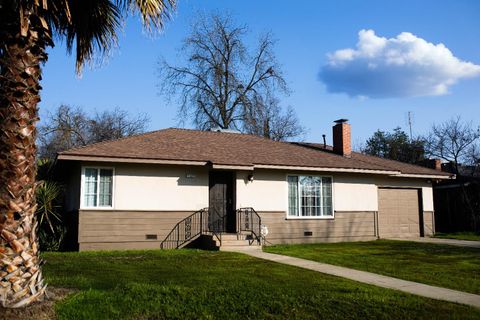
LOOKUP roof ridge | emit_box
[168,127,278,141]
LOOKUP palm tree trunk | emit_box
[0,4,49,308]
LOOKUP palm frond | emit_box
[46,0,175,73]
[116,0,176,32]
[49,0,121,73]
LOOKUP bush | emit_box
[36,180,66,251]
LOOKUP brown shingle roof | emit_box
[295,142,451,176]
[58,128,451,177]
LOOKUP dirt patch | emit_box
[0,288,75,320]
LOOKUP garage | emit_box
[378,188,424,238]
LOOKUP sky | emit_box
[39,0,480,147]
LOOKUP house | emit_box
[56,120,452,251]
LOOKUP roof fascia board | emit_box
[393,173,454,179]
[57,154,207,166]
[57,155,452,178]
[254,164,399,175]
[211,164,254,171]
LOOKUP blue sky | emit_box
[39,0,480,146]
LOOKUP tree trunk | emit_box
[0,3,49,308]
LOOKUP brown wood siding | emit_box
[259,211,377,245]
[79,210,378,250]
[423,211,434,236]
[78,210,193,251]
[378,188,421,238]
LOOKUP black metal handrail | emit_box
[160,208,208,249]
[207,208,224,246]
[161,207,261,249]
[236,207,262,244]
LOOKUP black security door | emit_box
[209,171,235,233]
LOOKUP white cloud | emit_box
[319,29,480,98]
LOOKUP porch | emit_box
[160,207,263,250]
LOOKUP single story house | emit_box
[56,120,452,251]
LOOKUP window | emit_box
[82,168,113,208]
[287,175,333,218]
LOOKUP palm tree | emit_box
[0,0,175,308]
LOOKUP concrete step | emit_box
[218,239,258,246]
[220,245,262,252]
[220,234,251,241]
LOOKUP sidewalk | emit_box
[389,237,480,248]
[234,249,480,309]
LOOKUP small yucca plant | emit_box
[36,181,65,251]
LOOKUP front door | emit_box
[209,171,235,233]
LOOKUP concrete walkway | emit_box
[232,249,480,309]
[389,237,480,249]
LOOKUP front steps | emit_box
[216,233,262,251]
[181,233,262,251]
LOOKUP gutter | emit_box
[392,173,454,180]
[253,164,400,175]
[434,182,471,189]
[211,164,254,171]
[56,154,208,166]
[57,154,454,179]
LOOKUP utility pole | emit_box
[406,111,413,141]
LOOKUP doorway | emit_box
[209,171,235,233]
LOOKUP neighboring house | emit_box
[433,163,480,234]
[56,120,452,251]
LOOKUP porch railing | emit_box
[160,208,208,249]
[160,207,261,249]
[207,209,224,246]
[236,207,262,244]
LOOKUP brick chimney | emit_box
[420,159,442,171]
[333,119,351,157]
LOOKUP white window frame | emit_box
[286,174,335,220]
[80,166,115,210]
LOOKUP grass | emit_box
[42,249,480,319]
[264,240,480,294]
[435,232,480,241]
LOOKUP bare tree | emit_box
[244,95,305,141]
[38,105,150,160]
[158,13,303,136]
[425,116,480,174]
[38,105,90,159]
[466,144,480,176]
[89,108,150,143]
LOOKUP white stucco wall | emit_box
[421,186,434,211]
[236,170,287,211]
[236,170,434,213]
[79,163,434,213]
[82,163,209,211]
[236,170,380,212]
[333,174,378,211]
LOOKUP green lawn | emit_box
[435,232,480,241]
[42,250,480,320]
[265,240,480,294]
